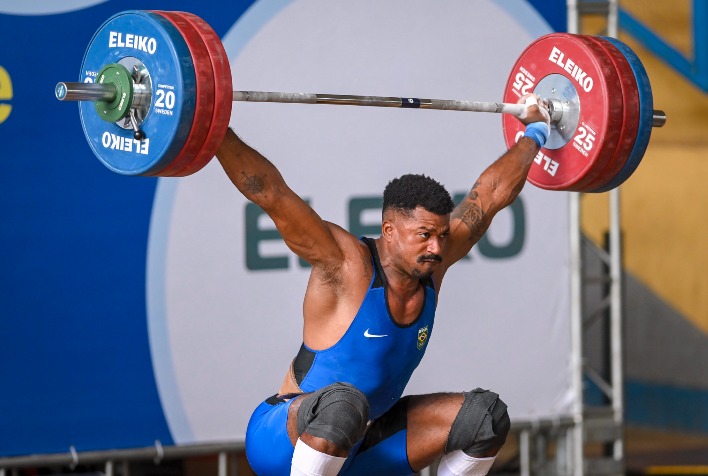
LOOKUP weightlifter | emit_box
[214,94,550,476]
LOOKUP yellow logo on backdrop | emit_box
[0,66,13,124]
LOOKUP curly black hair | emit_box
[382,174,454,216]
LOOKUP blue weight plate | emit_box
[79,10,196,176]
[593,37,654,191]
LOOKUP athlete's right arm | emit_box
[216,128,345,267]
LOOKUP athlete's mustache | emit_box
[417,254,442,263]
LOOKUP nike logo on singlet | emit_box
[364,329,388,338]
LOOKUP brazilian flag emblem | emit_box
[417,325,429,350]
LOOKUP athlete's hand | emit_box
[517,93,551,148]
[517,93,551,126]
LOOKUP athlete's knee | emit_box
[296,382,370,451]
[444,388,510,456]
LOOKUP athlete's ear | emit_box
[381,209,395,242]
[382,219,394,242]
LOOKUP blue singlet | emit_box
[245,237,437,475]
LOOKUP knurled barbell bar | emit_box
[55,10,665,190]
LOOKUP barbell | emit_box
[55,10,666,191]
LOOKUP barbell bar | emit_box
[55,10,666,190]
[55,83,666,129]
[56,84,666,126]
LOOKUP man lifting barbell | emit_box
[213,94,550,476]
[54,9,668,475]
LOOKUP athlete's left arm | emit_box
[441,97,549,268]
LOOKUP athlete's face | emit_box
[384,207,450,279]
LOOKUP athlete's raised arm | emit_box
[216,129,346,268]
[442,95,551,268]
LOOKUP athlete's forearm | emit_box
[478,136,538,210]
[216,128,287,207]
[446,137,537,263]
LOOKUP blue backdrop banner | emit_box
[0,0,564,457]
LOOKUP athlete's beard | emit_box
[411,268,433,280]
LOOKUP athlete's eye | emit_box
[419,232,430,239]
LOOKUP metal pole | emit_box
[607,0,625,468]
[556,424,569,476]
[519,429,531,476]
[0,442,245,469]
[218,451,227,476]
[566,1,585,474]
[609,188,625,462]
[607,0,619,38]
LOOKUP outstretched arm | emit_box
[442,95,550,267]
[216,129,344,267]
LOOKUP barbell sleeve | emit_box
[55,82,117,102]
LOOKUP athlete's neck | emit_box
[375,238,423,297]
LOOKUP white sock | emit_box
[437,450,497,476]
[290,438,347,476]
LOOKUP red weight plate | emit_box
[583,35,640,192]
[170,11,232,177]
[149,11,215,177]
[502,33,624,191]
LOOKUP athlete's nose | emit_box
[427,237,443,256]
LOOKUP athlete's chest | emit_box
[385,285,428,326]
[348,286,434,355]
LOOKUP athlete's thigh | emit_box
[405,392,466,470]
[245,396,298,476]
[408,389,510,467]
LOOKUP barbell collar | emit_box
[547,98,564,122]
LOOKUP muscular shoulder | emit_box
[303,227,374,346]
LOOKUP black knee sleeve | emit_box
[445,388,510,455]
[296,382,370,451]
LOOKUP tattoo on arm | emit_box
[453,201,486,242]
[452,182,487,242]
[241,171,265,195]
